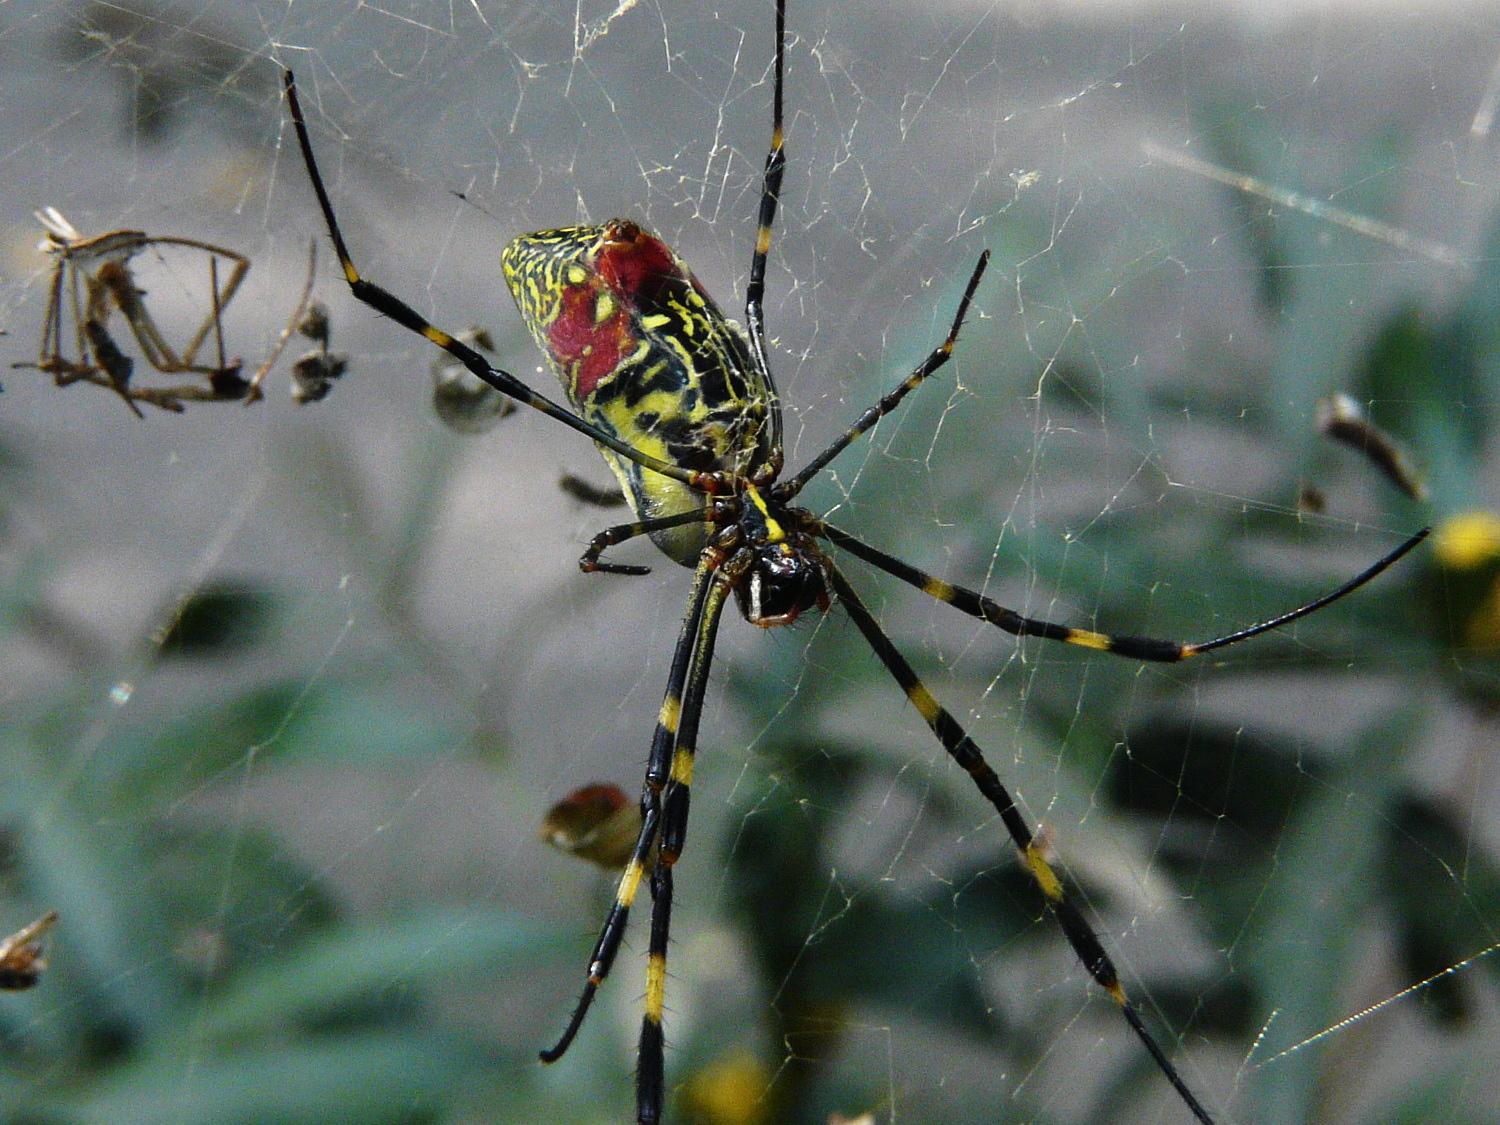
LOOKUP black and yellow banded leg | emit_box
[743,0,788,458]
[638,860,673,1125]
[657,573,730,863]
[638,572,732,1125]
[580,510,717,576]
[282,71,716,494]
[822,559,1217,1125]
[780,250,991,497]
[819,520,1430,662]
[540,561,718,1065]
[539,795,659,1064]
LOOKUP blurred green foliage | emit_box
[5,46,1500,1125]
[700,117,1500,1125]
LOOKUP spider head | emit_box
[735,538,829,628]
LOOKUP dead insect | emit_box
[1317,391,1428,501]
[0,911,58,991]
[540,783,642,870]
[430,327,515,433]
[287,299,351,404]
[15,207,315,415]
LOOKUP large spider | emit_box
[282,3,1427,1120]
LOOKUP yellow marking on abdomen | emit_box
[670,747,694,785]
[423,326,455,348]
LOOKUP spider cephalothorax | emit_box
[284,2,1428,1117]
[715,489,829,628]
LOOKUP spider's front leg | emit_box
[282,70,716,494]
[817,518,1429,662]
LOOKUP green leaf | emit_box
[1194,98,1298,313]
[1240,708,1423,1122]
[36,1030,486,1125]
[724,744,999,1037]
[1351,304,1472,510]
[102,674,471,805]
[145,824,339,985]
[194,906,568,1041]
[1378,794,1500,1028]
[1373,1065,1496,1125]
[0,728,185,1041]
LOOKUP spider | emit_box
[15,207,316,415]
[283,3,1428,1120]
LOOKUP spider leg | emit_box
[14,259,89,382]
[209,258,228,372]
[581,510,717,576]
[541,560,718,1065]
[68,254,90,367]
[94,250,235,378]
[817,520,1429,661]
[639,860,674,1125]
[744,0,787,459]
[822,559,1216,1124]
[779,251,990,498]
[638,571,732,1125]
[559,472,629,509]
[283,72,719,495]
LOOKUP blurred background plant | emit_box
[1,2,1497,1123]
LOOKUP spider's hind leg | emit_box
[540,561,726,1116]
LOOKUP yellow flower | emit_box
[681,1050,770,1125]
[1432,511,1500,570]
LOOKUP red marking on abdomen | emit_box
[597,221,680,305]
[548,281,631,401]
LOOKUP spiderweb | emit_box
[1,1,1496,1122]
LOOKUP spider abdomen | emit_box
[503,220,775,565]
